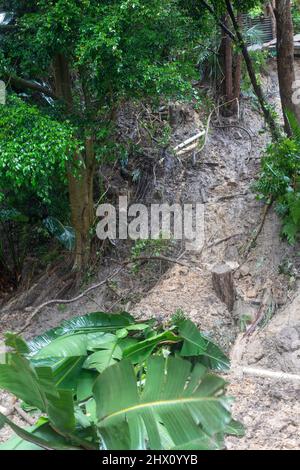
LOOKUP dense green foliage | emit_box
[255,112,300,244]
[0,95,77,214]
[0,0,204,274]
[2,1,198,100]
[0,311,243,450]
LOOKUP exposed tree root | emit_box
[240,202,272,258]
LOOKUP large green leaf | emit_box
[43,216,75,251]
[30,332,118,359]
[4,332,30,354]
[224,419,245,437]
[94,357,233,450]
[57,312,135,335]
[31,333,90,359]
[0,313,239,450]
[0,354,46,411]
[0,354,76,435]
[83,342,123,373]
[0,414,80,450]
[31,356,86,391]
[178,320,230,371]
[76,370,98,402]
[123,331,181,363]
[0,208,28,223]
[27,312,135,355]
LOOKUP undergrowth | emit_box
[255,112,300,244]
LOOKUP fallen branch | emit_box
[173,131,205,152]
[0,402,35,425]
[207,232,242,248]
[237,366,300,383]
[212,193,248,203]
[244,285,274,337]
[17,267,123,334]
[241,202,272,258]
[14,405,36,426]
[5,74,59,100]
[110,255,191,269]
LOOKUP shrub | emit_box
[255,113,300,244]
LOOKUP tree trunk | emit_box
[53,54,95,270]
[275,0,300,134]
[211,263,236,312]
[233,13,242,105]
[267,1,277,39]
[220,15,234,114]
[67,139,95,271]
[224,22,233,104]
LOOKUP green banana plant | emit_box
[0,311,242,450]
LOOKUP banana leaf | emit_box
[0,354,76,434]
[0,415,81,450]
[27,312,136,355]
[94,357,233,450]
[178,319,230,371]
[122,330,181,363]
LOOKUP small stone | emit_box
[189,309,198,317]
[233,131,243,140]
[167,285,177,291]
[246,287,257,298]
[240,264,250,277]
[226,261,239,270]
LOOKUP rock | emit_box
[239,264,250,277]
[226,261,240,271]
[189,309,198,317]
[246,287,258,299]
[280,350,300,373]
[276,327,300,352]
[233,131,243,140]
[227,180,238,187]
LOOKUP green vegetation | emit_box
[255,112,300,244]
[0,0,203,270]
[0,311,243,450]
[292,2,300,33]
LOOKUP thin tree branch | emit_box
[16,268,124,334]
[199,0,236,40]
